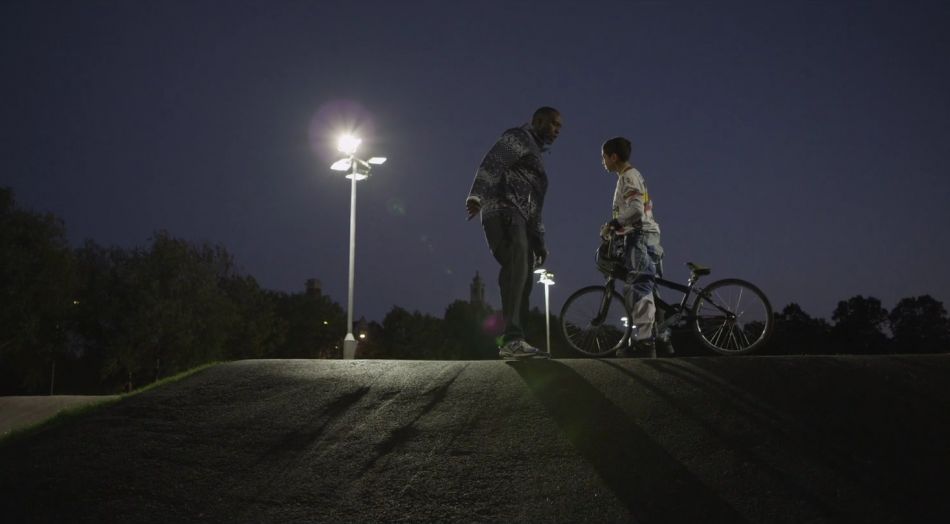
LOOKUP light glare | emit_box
[330,158,352,171]
[337,134,362,155]
[534,268,555,286]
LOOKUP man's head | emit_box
[601,136,632,173]
[531,107,562,145]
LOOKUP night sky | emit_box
[3,1,949,323]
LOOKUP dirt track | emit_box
[2,355,949,523]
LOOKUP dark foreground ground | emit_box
[2,355,949,523]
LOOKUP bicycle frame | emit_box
[597,235,708,326]
[566,239,774,355]
[597,270,728,339]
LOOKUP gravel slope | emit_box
[1,355,948,523]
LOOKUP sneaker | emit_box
[616,339,656,358]
[499,339,549,360]
[656,338,675,356]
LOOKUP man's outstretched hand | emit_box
[466,200,481,221]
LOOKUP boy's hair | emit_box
[532,106,560,126]
[602,137,632,162]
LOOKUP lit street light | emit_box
[534,268,555,355]
[330,134,386,359]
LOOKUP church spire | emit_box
[470,271,485,306]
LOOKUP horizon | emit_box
[2,185,933,326]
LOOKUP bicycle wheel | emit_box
[690,278,773,355]
[560,285,630,357]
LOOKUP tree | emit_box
[889,295,950,354]
[272,290,346,359]
[831,295,890,354]
[351,320,386,359]
[71,240,134,392]
[769,303,832,355]
[442,300,497,360]
[381,306,445,359]
[72,233,246,390]
[220,276,286,360]
[131,232,239,381]
[0,187,76,394]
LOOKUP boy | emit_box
[600,137,673,357]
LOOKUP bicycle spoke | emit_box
[691,279,773,355]
[728,326,740,350]
[718,322,730,347]
[566,323,583,340]
[737,324,752,348]
[709,318,727,346]
[582,328,596,345]
[560,286,628,356]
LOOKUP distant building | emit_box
[306,278,322,297]
[470,271,485,307]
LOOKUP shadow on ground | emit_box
[509,359,745,523]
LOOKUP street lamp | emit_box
[330,134,386,359]
[534,268,555,355]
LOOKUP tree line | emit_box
[2,187,948,394]
[1,187,345,394]
[760,296,950,356]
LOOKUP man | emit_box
[466,107,561,359]
[600,136,673,357]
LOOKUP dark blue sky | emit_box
[3,0,949,322]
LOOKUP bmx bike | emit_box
[559,238,773,357]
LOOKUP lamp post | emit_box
[330,135,386,359]
[534,268,555,355]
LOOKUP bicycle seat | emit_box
[687,262,711,276]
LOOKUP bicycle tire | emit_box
[560,285,630,357]
[690,278,773,355]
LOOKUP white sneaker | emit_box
[498,339,549,360]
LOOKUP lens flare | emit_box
[482,312,505,336]
[309,99,377,161]
[387,198,406,216]
[337,134,362,155]
[419,234,435,253]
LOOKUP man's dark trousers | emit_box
[483,211,533,343]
